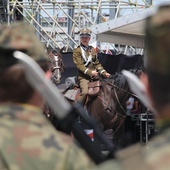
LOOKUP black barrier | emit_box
[60,52,144,84]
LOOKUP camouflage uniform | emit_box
[0,104,96,170]
[0,105,122,170]
[116,127,170,170]
[0,22,121,170]
[73,28,107,104]
[115,4,170,170]
[0,22,47,62]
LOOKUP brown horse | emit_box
[44,47,65,121]
[86,73,131,149]
[45,68,142,150]
[59,73,133,149]
[46,47,65,84]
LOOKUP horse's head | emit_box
[129,67,144,78]
[47,47,65,84]
[109,68,144,115]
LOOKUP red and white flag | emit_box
[84,129,94,141]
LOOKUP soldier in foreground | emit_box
[115,4,170,170]
[0,22,121,170]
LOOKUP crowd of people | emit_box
[1,3,170,170]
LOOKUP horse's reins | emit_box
[113,87,127,115]
[105,80,137,98]
[97,78,135,133]
[97,88,126,134]
[100,77,137,112]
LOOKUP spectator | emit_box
[132,97,142,114]
[126,96,135,116]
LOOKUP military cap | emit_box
[145,5,170,75]
[0,22,47,63]
[79,28,92,37]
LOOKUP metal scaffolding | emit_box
[0,0,158,52]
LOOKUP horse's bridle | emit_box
[97,78,137,133]
[97,81,126,134]
[53,54,65,72]
[106,79,136,97]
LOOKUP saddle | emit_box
[58,76,80,102]
[60,77,102,102]
[64,87,80,102]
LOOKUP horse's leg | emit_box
[101,128,117,152]
[114,121,126,149]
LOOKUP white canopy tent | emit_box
[89,2,170,48]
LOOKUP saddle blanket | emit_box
[64,89,79,101]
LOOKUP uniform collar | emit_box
[80,43,90,51]
[0,103,47,126]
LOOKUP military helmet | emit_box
[79,28,92,37]
[0,22,47,63]
[145,5,170,75]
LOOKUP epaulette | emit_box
[74,46,80,50]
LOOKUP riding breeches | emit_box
[77,78,89,105]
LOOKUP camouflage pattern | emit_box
[114,5,170,170]
[0,22,47,61]
[0,104,123,170]
[145,5,170,75]
[0,104,96,170]
[116,127,170,170]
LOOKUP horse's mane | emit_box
[108,68,143,88]
[113,73,127,87]
[103,72,128,89]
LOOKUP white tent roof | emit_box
[89,2,170,48]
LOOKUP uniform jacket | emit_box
[73,45,106,80]
[0,104,96,170]
[0,104,122,170]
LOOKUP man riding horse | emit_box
[73,28,110,106]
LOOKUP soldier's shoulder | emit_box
[144,130,170,168]
[73,46,81,52]
[74,45,80,49]
[116,143,142,160]
[147,128,170,154]
[115,143,147,170]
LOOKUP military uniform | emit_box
[116,125,170,170]
[0,104,97,170]
[73,28,107,104]
[0,105,121,170]
[115,4,170,170]
[0,22,47,62]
